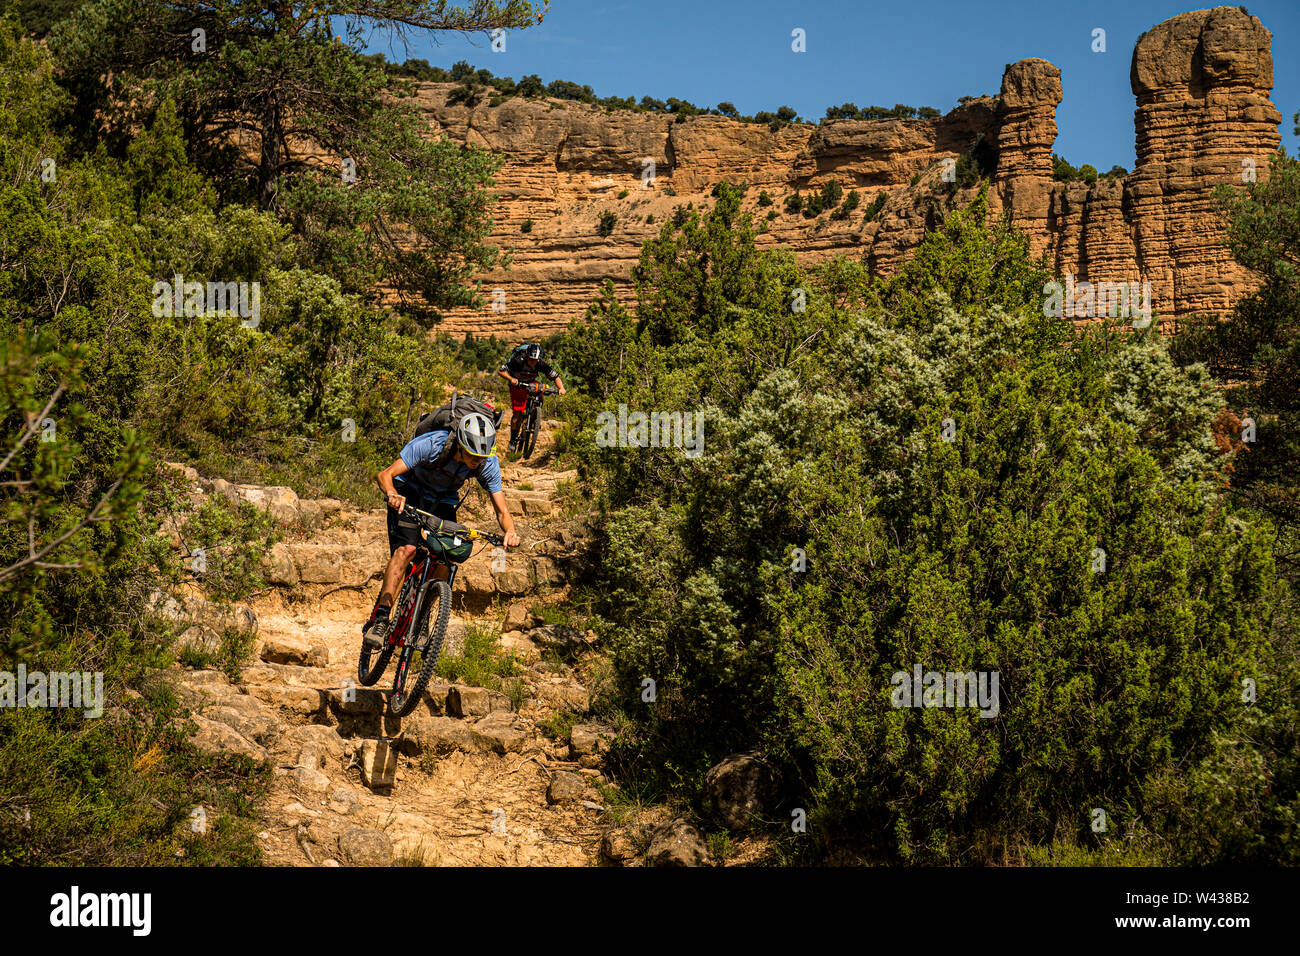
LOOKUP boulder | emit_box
[311,498,344,518]
[646,820,710,867]
[528,624,586,656]
[401,716,475,757]
[446,684,513,718]
[148,591,257,636]
[326,686,386,716]
[498,630,541,664]
[703,752,781,831]
[441,616,468,657]
[163,461,200,483]
[237,484,301,524]
[329,788,361,815]
[265,543,298,587]
[186,714,268,762]
[467,712,527,754]
[294,766,332,793]
[492,563,533,596]
[279,724,345,763]
[201,696,281,748]
[569,723,612,760]
[454,556,496,601]
[337,827,393,866]
[600,827,640,865]
[244,684,328,716]
[502,602,533,632]
[175,624,222,658]
[259,634,328,668]
[297,500,323,527]
[358,738,398,790]
[208,478,240,506]
[533,677,590,713]
[290,544,341,585]
[532,557,564,588]
[546,771,586,805]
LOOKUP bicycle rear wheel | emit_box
[358,576,411,686]
[388,578,452,718]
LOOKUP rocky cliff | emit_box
[418,6,1281,338]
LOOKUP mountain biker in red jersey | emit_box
[498,343,566,452]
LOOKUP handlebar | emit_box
[524,382,558,395]
[403,505,506,547]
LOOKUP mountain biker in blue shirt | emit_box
[363,412,520,647]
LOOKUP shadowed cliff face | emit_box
[414,5,1281,338]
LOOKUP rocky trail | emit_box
[156,424,671,867]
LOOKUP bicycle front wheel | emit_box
[388,578,452,718]
[523,403,540,459]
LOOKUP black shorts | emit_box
[386,499,457,554]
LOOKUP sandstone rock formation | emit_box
[413,6,1281,337]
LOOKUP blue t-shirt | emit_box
[393,430,502,507]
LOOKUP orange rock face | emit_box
[421,6,1281,339]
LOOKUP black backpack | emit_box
[411,391,505,471]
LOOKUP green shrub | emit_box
[831,189,860,220]
[575,184,1289,865]
[435,624,524,689]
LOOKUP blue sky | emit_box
[363,0,1300,174]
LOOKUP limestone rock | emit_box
[265,543,298,586]
[546,771,586,805]
[528,624,586,657]
[502,602,533,632]
[294,766,332,793]
[703,752,781,832]
[358,738,398,790]
[646,820,709,867]
[600,827,640,865]
[187,714,268,762]
[410,7,1282,341]
[237,484,301,524]
[467,712,527,754]
[402,716,475,756]
[338,827,393,866]
[329,788,361,815]
[259,634,327,667]
[569,722,612,760]
[446,684,513,718]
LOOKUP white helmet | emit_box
[456,412,497,458]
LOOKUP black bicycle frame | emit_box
[390,550,459,649]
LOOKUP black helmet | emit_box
[525,344,542,360]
